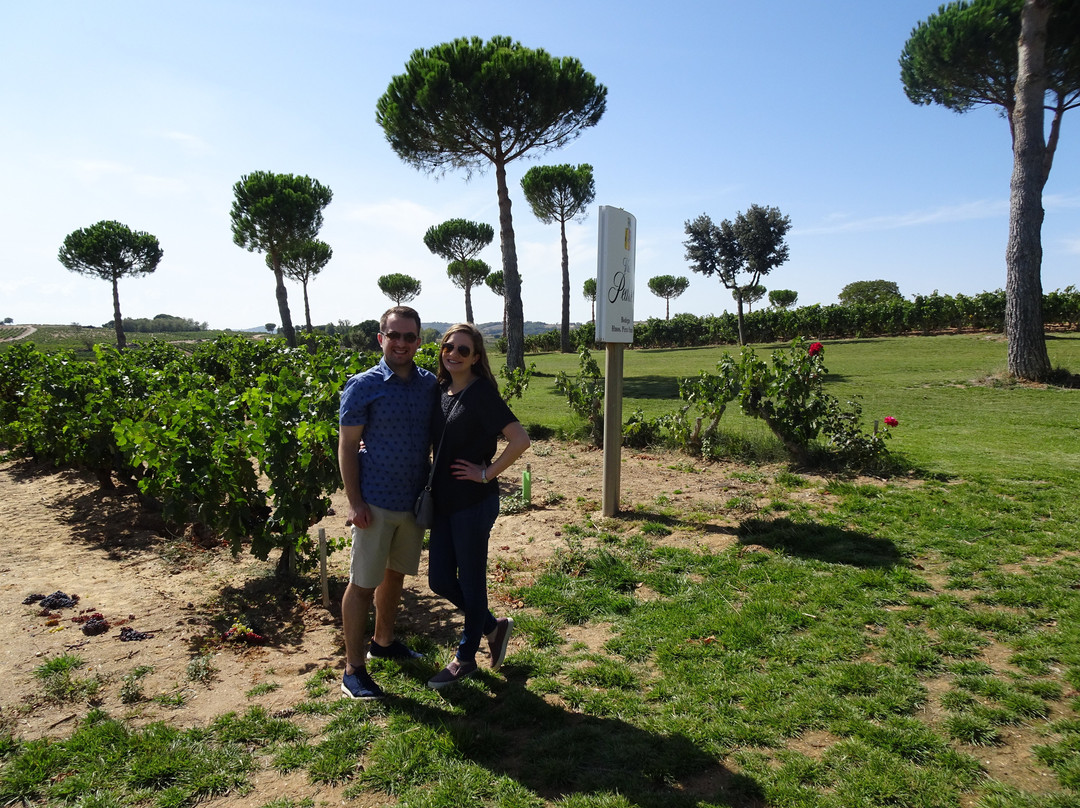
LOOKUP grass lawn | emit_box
[2,331,1079,808]
[509,332,1080,482]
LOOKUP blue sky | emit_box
[2,1,1077,330]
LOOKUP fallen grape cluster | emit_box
[118,626,153,641]
[73,613,110,635]
[23,591,80,609]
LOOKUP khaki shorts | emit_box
[349,504,424,589]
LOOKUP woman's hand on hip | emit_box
[450,459,484,483]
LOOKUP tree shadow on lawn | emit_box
[620,373,852,401]
[386,649,767,808]
[738,517,901,568]
[616,506,740,542]
[623,374,681,400]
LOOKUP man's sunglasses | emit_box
[441,343,473,358]
[380,331,418,344]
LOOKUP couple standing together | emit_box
[337,306,531,698]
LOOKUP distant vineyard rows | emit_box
[522,288,1080,351]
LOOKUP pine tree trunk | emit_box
[495,159,525,371]
[272,258,297,348]
[1006,0,1052,381]
[112,276,126,349]
[560,218,571,352]
[736,295,746,346]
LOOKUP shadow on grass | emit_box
[195,573,314,652]
[738,516,902,568]
[387,657,766,808]
[342,579,767,806]
[623,374,681,400]
[614,506,740,542]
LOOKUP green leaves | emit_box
[422,218,494,263]
[520,163,595,225]
[377,36,607,172]
[2,335,364,567]
[674,338,892,468]
[377,273,422,306]
[57,220,163,281]
[230,172,333,254]
[900,0,1022,112]
[900,0,1080,117]
[555,346,605,445]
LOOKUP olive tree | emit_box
[684,204,792,345]
[377,36,606,371]
[900,0,1080,380]
[57,220,163,349]
[521,164,596,351]
[423,219,494,323]
[647,275,690,320]
[231,171,333,348]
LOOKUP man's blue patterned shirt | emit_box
[339,358,436,512]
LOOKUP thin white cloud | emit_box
[336,199,438,233]
[70,159,189,199]
[73,160,131,182]
[1059,237,1080,255]
[1044,192,1080,210]
[132,174,190,198]
[154,130,212,154]
[799,199,1008,236]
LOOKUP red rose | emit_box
[884,416,898,427]
[808,342,824,357]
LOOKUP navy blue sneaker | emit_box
[341,667,384,700]
[367,639,423,661]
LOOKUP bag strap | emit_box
[423,387,465,490]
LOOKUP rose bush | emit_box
[669,337,893,468]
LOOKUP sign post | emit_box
[595,206,636,516]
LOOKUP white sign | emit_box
[595,205,636,344]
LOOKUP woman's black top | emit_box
[430,377,517,516]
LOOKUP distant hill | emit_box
[239,322,575,338]
[429,321,573,339]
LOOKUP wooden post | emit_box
[318,528,330,608]
[594,204,636,517]
[602,343,625,516]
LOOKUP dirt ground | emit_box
[0,442,1063,805]
[0,443,759,799]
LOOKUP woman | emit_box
[426,323,531,689]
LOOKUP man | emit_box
[338,306,436,699]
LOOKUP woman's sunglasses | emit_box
[441,343,473,358]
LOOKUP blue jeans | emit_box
[427,495,500,663]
